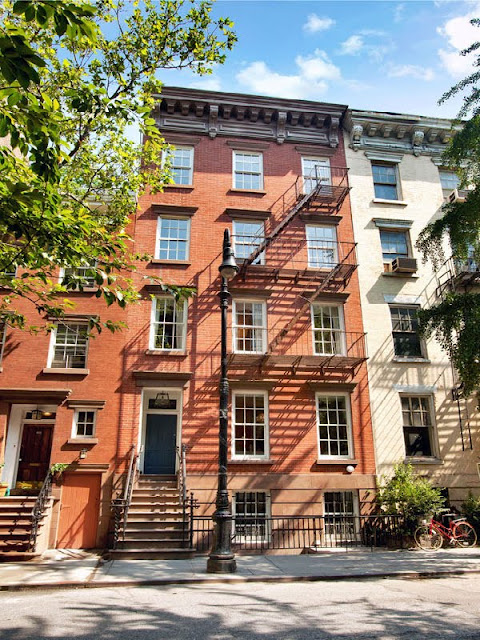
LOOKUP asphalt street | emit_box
[1,575,480,639]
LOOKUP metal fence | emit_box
[191,514,405,553]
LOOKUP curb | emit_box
[2,567,480,592]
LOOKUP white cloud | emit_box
[338,32,394,62]
[303,14,335,34]
[387,64,435,81]
[236,50,341,99]
[394,3,406,23]
[189,76,222,91]
[339,35,364,56]
[437,6,480,77]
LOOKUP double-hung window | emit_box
[232,391,268,459]
[402,395,435,458]
[379,229,409,264]
[233,491,270,543]
[324,491,358,542]
[62,262,97,289]
[0,321,7,365]
[233,300,267,353]
[233,151,263,190]
[316,394,352,459]
[390,306,424,358]
[439,169,459,196]
[73,410,96,438]
[50,323,89,369]
[164,146,194,185]
[306,225,338,269]
[312,304,345,356]
[156,217,190,261]
[233,220,265,264]
[302,157,331,194]
[151,297,187,351]
[372,163,399,200]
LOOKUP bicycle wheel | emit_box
[453,522,477,548]
[414,525,443,550]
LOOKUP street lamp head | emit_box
[219,228,239,281]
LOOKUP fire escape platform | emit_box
[229,352,367,372]
[235,262,357,287]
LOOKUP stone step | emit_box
[0,551,39,562]
[139,475,177,481]
[108,548,195,560]
[124,529,187,540]
[128,503,183,512]
[0,518,33,527]
[0,531,31,541]
[132,488,179,496]
[126,512,184,521]
[125,520,185,531]
[117,539,187,550]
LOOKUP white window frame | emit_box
[232,490,271,543]
[72,409,97,438]
[232,299,267,354]
[315,392,354,460]
[233,150,264,190]
[302,156,331,194]
[156,216,191,261]
[379,228,411,264]
[400,394,437,460]
[371,161,401,201]
[306,225,338,269]
[0,321,7,365]
[439,169,460,192]
[60,262,97,289]
[311,303,346,356]
[47,322,89,369]
[149,296,188,352]
[389,305,425,359]
[323,490,360,544]
[231,390,269,460]
[163,145,194,186]
[232,219,265,265]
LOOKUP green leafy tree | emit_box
[462,492,480,536]
[0,0,235,331]
[416,18,480,394]
[377,463,445,534]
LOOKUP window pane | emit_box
[234,152,263,190]
[312,305,344,355]
[52,324,88,368]
[317,395,350,457]
[158,217,190,260]
[402,396,433,457]
[233,220,265,264]
[153,297,186,350]
[306,225,337,268]
[234,491,268,540]
[233,393,267,457]
[233,301,266,353]
[372,163,398,200]
[380,230,408,262]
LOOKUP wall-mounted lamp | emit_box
[346,465,355,474]
[30,409,43,420]
[79,448,88,460]
[153,391,171,408]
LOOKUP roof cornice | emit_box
[153,86,347,147]
[343,108,461,157]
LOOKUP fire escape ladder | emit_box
[267,262,343,354]
[240,179,331,274]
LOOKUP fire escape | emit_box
[229,167,367,378]
[434,254,480,450]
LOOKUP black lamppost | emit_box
[207,229,238,574]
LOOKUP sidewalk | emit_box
[1,547,480,591]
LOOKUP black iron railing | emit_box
[29,470,53,552]
[190,514,405,553]
[111,444,138,549]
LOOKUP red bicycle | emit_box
[415,516,477,550]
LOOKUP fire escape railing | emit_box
[29,469,53,552]
[240,168,349,274]
[111,444,138,549]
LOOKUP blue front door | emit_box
[144,414,177,474]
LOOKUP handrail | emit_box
[29,469,53,552]
[111,444,138,549]
[176,444,188,506]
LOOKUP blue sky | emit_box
[159,0,480,119]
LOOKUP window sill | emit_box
[404,457,443,466]
[145,349,188,357]
[228,458,275,465]
[42,368,89,375]
[382,272,419,279]
[150,260,191,266]
[61,287,98,294]
[315,459,358,466]
[228,188,267,195]
[163,184,194,190]
[393,357,430,364]
[372,198,408,206]
[67,438,98,445]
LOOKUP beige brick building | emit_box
[344,109,480,507]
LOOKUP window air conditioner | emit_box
[448,189,467,204]
[391,257,417,273]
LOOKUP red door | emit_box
[57,474,101,548]
[17,424,53,483]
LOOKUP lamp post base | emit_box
[206,555,237,573]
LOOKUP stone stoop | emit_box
[0,497,42,562]
[109,475,195,560]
